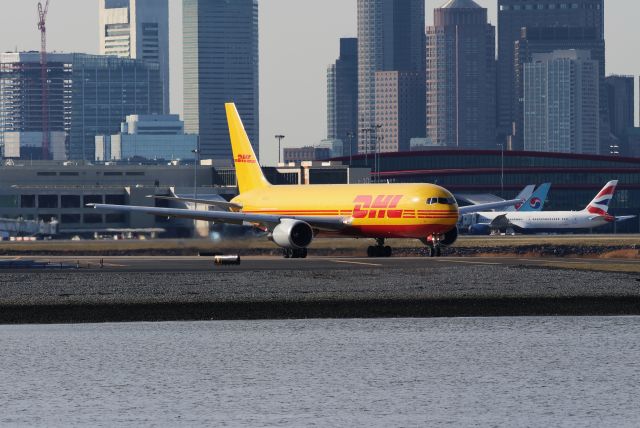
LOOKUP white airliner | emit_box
[469,181,635,234]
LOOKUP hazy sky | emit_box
[0,0,638,164]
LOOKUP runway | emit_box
[2,255,639,273]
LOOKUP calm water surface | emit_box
[1,317,639,427]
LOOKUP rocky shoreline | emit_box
[0,265,638,324]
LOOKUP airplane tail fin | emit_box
[584,180,618,216]
[508,185,535,211]
[518,183,551,212]
[225,103,270,194]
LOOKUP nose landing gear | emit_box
[424,245,442,257]
[367,238,392,258]
[422,234,444,257]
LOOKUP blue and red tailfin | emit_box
[518,183,551,212]
[584,180,618,216]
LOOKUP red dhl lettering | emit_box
[236,154,256,164]
[353,194,403,219]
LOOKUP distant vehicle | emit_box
[468,181,635,235]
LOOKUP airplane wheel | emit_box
[435,246,442,257]
[367,246,375,257]
[383,246,392,257]
[428,246,436,257]
[287,249,307,259]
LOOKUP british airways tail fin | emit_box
[518,183,551,212]
[584,180,618,216]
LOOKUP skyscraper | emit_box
[357,0,425,153]
[605,76,635,139]
[497,0,604,145]
[0,52,162,161]
[375,71,424,153]
[513,26,604,150]
[99,0,170,114]
[426,0,496,149]
[327,38,358,157]
[183,0,259,161]
[524,50,599,155]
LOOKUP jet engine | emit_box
[468,224,491,236]
[271,219,313,249]
[441,226,459,246]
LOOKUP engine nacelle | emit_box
[468,224,491,236]
[441,226,458,246]
[271,219,313,249]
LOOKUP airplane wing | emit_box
[88,204,351,232]
[148,195,242,211]
[615,215,636,223]
[458,199,522,215]
[489,214,512,229]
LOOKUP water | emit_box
[1,317,640,427]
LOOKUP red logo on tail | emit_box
[236,154,256,164]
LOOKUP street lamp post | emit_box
[375,124,382,183]
[346,131,355,166]
[275,134,285,164]
[360,127,372,170]
[192,138,200,206]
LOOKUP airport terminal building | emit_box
[0,161,366,238]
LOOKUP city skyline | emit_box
[0,0,638,165]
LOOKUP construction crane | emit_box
[37,0,50,160]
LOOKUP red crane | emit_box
[38,0,50,160]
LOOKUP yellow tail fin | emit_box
[225,103,270,194]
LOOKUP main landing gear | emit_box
[283,248,308,259]
[367,238,392,258]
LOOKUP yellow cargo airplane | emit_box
[90,103,519,258]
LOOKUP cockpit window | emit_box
[427,197,456,205]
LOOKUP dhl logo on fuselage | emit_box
[351,194,457,220]
[353,195,403,219]
[236,154,257,164]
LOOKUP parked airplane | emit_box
[460,183,551,232]
[467,181,634,235]
[89,103,520,258]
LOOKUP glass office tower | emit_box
[183,0,259,161]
